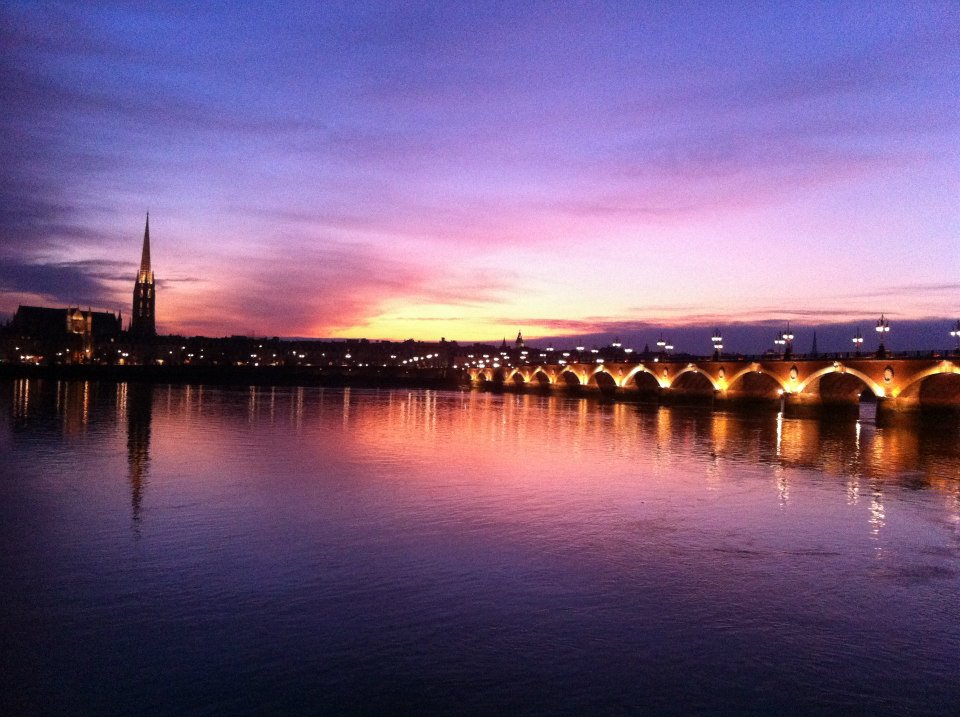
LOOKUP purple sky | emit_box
[1,1,958,352]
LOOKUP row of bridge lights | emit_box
[774,315,896,355]
[455,315,958,370]
[459,345,625,370]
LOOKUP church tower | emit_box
[130,213,156,339]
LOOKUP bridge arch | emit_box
[494,367,508,383]
[624,365,667,390]
[895,364,960,408]
[507,369,526,385]
[587,367,618,391]
[725,365,788,394]
[669,366,721,392]
[797,365,885,399]
[895,363,960,397]
[532,369,553,386]
[668,368,717,401]
[558,369,582,386]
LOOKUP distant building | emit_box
[11,305,122,340]
[130,213,156,339]
[9,304,122,362]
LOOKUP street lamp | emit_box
[950,320,960,353]
[657,333,667,355]
[711,328,723,359]
[875,314,890,357]
[852,326,864,356]
[775,323,794,359]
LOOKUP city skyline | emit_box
[1,2,958,349]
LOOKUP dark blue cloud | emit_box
[0,259,128,310]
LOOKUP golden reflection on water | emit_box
[6,380,960,494]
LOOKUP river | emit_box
[1,380,958,715]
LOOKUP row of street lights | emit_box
[650,316,906,359]
[467,316,956,368]
[644,315,955,358]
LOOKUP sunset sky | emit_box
[1,1,957,351]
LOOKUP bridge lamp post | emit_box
[774,333,786,356]
[657,334,667,357]
[950,320,960,354]
[852,327,863,356]
[875,314,890,357]
[711,328,723,360]
[782,323,794,359]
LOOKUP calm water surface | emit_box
[1,380,958,716]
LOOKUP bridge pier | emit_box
[877,395,921,415]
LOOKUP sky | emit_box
[1,1,958,353]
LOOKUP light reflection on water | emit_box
[1,379,959,716]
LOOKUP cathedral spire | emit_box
[139,213,151,279]
[131,213,156,340]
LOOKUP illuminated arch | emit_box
[725,365,788,393]
[532,369,553,385]
[623,365,668,389]
[668,365,721,391]
[506,368,526,384]
[557,368,583,385]
[894,362,960,398]
[587,366,618,388]
[796,365,885,397]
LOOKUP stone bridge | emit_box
[464,357,960,413]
